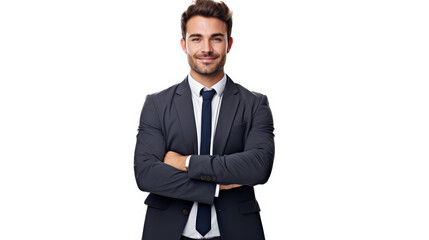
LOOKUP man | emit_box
[134,0,275,239]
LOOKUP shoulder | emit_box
[148,82,180,99]
[230,79,269,106]
[235,83,265,99]
[145,78,187,107]
[229,79,273,125]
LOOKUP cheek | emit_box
[220,44,228,53]
[186,44,198,55]
[216,42,228,53]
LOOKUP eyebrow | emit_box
[211,33,225,38]
[188,33,225,38]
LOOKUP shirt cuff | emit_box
[215,184,220,197]
[185,155,191,169]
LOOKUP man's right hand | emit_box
[220,184,242,190]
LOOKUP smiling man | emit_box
[134,1,275,239]
[182,15,230,83]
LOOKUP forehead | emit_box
[186,16,227,37]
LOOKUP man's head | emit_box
[180,0,233,78]
[181,0,233,42]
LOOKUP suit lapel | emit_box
[174,77,198,155]
[213,76,240,155]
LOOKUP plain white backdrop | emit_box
[1,0,428,239]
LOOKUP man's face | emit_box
[181,16,233,77]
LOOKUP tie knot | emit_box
[201,89,216,101]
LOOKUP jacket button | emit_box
[200,176,206,180]
[212,176,217,181]
[182,209,189,216]
[206,176,211,181]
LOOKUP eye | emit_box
[212,38,222,42]
[191,38,201,42]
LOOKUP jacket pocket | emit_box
[144,193,170,210]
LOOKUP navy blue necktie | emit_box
[196,89,216,236]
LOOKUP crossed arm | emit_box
[134,94,274,204]
[163,151,241,190]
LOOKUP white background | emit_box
[1,0,428,239]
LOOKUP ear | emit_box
[227,37,233,53]
[180,38,187,54]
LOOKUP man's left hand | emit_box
[163,151,188,171]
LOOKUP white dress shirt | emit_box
[182,73,227,238]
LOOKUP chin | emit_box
[193,67,216,75]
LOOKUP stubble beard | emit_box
[188,53,226,76]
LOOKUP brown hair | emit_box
[181,0,233,41]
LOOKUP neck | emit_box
[190,69,225,88]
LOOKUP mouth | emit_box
[196,56,218,63]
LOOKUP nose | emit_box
[201,39,213,53]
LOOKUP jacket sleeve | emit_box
[187,94,275,186]
[134,94,216,205]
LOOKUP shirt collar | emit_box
[188,73,227,98]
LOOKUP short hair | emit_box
[181,0,233,41]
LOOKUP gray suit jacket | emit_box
[134,75,275,240]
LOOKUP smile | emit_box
[197,57,217,63]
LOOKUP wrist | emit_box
[182,155,189,171]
